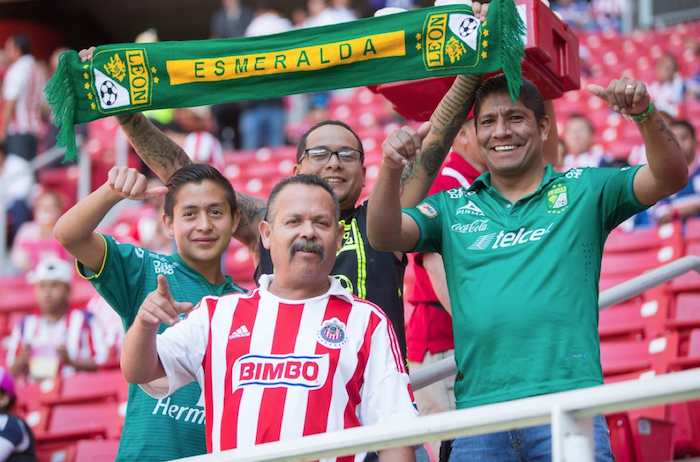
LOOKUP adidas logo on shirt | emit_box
[229,325,251,339]
[456,201,485,216]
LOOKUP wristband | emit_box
[625,99,654,124]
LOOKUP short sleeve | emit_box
[359,313,418,427]
[2,62,25,100]
[140,299,212,399]
[77,234,148,320]
[402,192,445,253]
[593,166,649,232]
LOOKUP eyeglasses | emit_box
[300,147,364,165]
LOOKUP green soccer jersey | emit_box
[404,165,647,409]
[77,234,246,461]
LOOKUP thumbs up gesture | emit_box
[107,166,169,201]
[381,121,432,170]
[587,77,650,117]
[137,275,194,329]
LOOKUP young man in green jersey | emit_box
[54,164,247,461]
[366,75,688,461]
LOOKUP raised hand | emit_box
[472,1,491,21]
[381,122,431,170]
[137,275,194,329]
[587,77,651,117]
[78,47,96,62]
[107,166,169,201]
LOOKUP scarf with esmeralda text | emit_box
[46,0,525,161]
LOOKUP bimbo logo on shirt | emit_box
[232,354,329,391]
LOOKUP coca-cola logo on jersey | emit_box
[232,354,330,391]
[450,219,489,234]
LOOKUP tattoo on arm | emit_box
[235,192,268,237]
[655,116,680,150]
[419,74,481,177]
[117,113,192,179]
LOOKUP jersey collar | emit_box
[259,274,355,304]
[468,164,565,194]
[170,253,235,292]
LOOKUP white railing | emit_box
[169,256,700,462]
[172,368,700,462]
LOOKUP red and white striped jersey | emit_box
[2,55,45,136]
[183,131,226,173]
[142,276,418,458]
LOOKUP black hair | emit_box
[265,174,340,223]
[296,119,364,163]
[9,34,31,55]
[164,164,237,217]
[473,75,546,129]
[671,119,696,140]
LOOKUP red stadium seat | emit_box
[43,370,129,406]
[36,441,77,462]
[73,439,120,462]
[599,303,645,341]
[667,293,700,330]
[44,402,123,440]
[604,227,664,253]
[600,334,677,378]
[600,249,665,277]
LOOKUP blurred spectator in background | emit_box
[591,0,628,31]
[0,367,37,462]
[653,120,700,223]
[562,114,611,169]
[331,0,359,23]
[6,258,105,381]
[648,54,686,118]
[237,3,291,150]
[174,106,227,172]
[210,0,254,150]
[686,40,700,100]
[551,0,595,31]
[0,141,34,247]
[291,7,309,27]
[11,190,71,274]
[1,34,45,162]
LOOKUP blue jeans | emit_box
[239,102,285,150]
[448,415,614,461]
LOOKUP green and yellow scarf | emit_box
[46,0,525,160]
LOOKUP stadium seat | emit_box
[669,399,700,457]
[73,439,120,462]
[599,302,645,341]
[36,441,77,462]
[600,249,665,277]
[44,402,123,440]
[600,334,677,378]
[604,226,664,253]
[42,370,129,406]
[667,293,700,331]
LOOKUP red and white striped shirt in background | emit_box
[6,308,107,380]
[183,131,226,173]
[142,275,418,458]
[2,55,45,136]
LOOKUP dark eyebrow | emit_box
[179,202,226,211]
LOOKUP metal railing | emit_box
[170,255,700,462]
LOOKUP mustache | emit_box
[290,239,326,261]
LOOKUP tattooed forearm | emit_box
[420,142,447,177]
[235,192,268,233]
[655,116,680,150]
[117,113,192,180]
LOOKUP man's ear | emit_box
[260,220,272,250]
[163,214,175,238]
[540,115,551,143]
[231,209,242,235]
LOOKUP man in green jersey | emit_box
[366,75,688,460]
[54,164,247,461]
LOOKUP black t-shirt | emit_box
[256,201,408,359]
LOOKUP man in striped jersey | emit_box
[54,164,248,461]
[1,34,44,161]
[122,174,418,460]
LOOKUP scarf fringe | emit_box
[44,51,78,161]
[493,0,526,102]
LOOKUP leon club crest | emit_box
[547,183,569,214]
[86,48,154,114]
[419,9,484,71]
[317,318,348,349]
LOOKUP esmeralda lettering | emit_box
[166,32,405,85]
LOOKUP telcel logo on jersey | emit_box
[491,224,553,249]
[451,219,489,234]
[232,354,329,391]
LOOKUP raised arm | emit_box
[367,124,430,252]
[588,78,688,205]
[121,275,192,384]
[53,166,168,273]
[400,74,483,208]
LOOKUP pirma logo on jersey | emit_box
[232,354,329,391]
